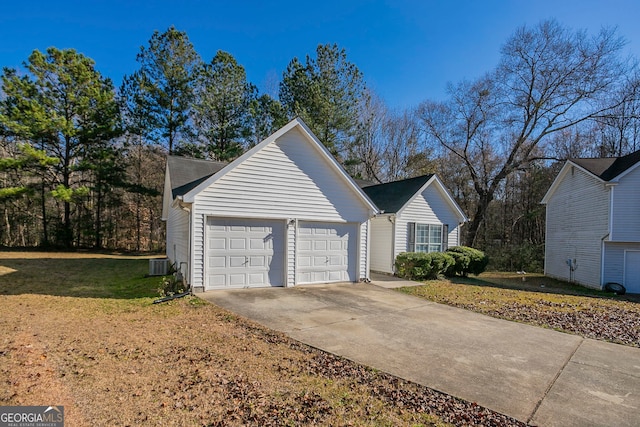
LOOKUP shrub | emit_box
[445,246,489,276]
[485,243,544,273]
[395,252,455,280]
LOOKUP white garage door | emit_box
[297,222,356,284]
[206,218,284,289]
[624,251,640,294]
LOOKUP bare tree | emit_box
[379,109,428,181]
[419,20,630,246]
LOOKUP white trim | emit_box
[365,219,371,279]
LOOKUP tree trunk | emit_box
[40,179,48,246]
[465,191,494,247]
[95,184,103,249]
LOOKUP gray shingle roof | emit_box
[167,156,227,198]
[572,150,640,181]
[360,174,434,213]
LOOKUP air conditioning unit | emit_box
[149,258,169,276]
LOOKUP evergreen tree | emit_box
[280,43,366,156]
[134,26,201,154]
[191,50,255,160]
[248,93,287,146]
[0,47,120,247]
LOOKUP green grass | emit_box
[0,256,160,299]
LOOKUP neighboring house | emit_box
[162,118,378,291]
[541,150,640,293]
[360,175,468,274]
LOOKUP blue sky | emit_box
[1,0,639,110]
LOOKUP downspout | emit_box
[602,183,615,288]
[389,214,396,274]
[366,214,375,281]
[176,197,193,292]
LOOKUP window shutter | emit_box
[407,222,416,252]
[442,224,449,251]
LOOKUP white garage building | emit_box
[161,118,378,291]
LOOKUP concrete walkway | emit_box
[200,276,640,426]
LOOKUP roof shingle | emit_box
[167,156,227,198]
[572,150,640,181]
[360,174,434,213]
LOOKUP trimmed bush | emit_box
[445,246,489,276]
[394,251,455,280]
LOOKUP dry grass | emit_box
[400,272,640,347]
[1,252,457,426]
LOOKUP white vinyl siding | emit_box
[188,127,372,289]
[394,184,462,261]
[193,128,369,221]
[611,165,640,242]
[544,166,609,288]
[370,216,394,273]
[166,205,189,275]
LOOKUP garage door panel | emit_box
[228,256,246,268]
[299,240,312,251]
[229,274,246,286]
[210,274,226,287]
[298,256,311,267]
[329,255,342,266]
[209,256,226,268]
[209,238,226,250]
[297,222,356,285]
[206,218,284,290]
[329,240,342,250]
[249,238,265,249]
[314,241,327,251]
[249,256,265,267]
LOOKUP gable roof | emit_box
[542,149,640,204]
[361,174,468,222]
[166,156,227,199]
[178,117,378,213]
[361,175,434,213]
[572,149,640,181]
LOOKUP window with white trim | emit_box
[408,223,448,253]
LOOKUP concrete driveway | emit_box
[200,278,640,426]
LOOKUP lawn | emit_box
[0,252,523,427]
[399,272,640,348]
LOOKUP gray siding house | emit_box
[162,118,378,291]
[541,150,640,293]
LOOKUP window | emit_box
[408,223,447,253]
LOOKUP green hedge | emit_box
[394,252,455,280]
[444,246,489,277]
[394,246,488,280]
